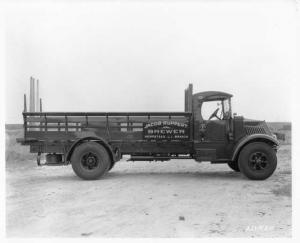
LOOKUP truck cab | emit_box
[188,90,234,162]
[184,84,278,179]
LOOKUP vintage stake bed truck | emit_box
[17,84,279,180]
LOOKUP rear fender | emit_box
[231,134,279,161]
[66,136,116,162]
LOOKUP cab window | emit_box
[201,101,222,120]
[201,99,231,120]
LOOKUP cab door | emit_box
[193,100,230,161]
[201,119,227,142]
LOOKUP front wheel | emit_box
[71,142,111,180]
[238,142,277,180]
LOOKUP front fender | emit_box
[231,134,279,161]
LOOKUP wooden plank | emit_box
[24,111,192,116]
[110,131,143,140]
[26,131,78,140]
[26,116,189,123]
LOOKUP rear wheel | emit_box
[227,161,240,172]
[71,142,111,180]
[238,142,277,180]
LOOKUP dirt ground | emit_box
[6,141,292,237]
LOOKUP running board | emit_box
[127,156,193,161]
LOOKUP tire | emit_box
[71,142,111,180]
[227,161,240,172]
[238,142,277,180]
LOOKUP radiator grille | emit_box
[243,119,272,135]
[244,125,267,135]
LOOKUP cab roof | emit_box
[193,91,233,102]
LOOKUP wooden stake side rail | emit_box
[24,112,192,116]
[23,112,193,141]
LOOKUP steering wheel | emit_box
[208,108,221,120]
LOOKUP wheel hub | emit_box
[81,152,99,170]
[249,152,268,171]
[87,157,96,166]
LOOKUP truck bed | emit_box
[20,111,194,156]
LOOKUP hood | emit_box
[243,119,272,136]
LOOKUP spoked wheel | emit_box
[238,142,277,180]
[71,142,111,180]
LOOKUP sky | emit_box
[4,0,297,123]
